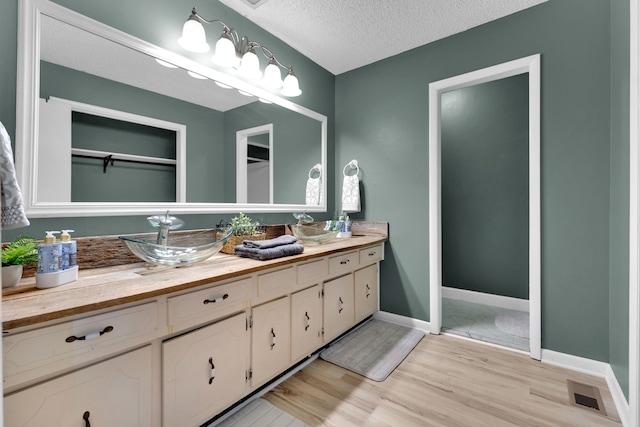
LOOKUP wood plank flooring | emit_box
[263,334,622,426]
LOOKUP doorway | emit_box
[428,54,541,359]
[236,124,273,204]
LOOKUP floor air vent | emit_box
[567,380,607,416]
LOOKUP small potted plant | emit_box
[2,235,38,288]
[220,213,266,254]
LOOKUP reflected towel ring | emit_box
[343,159,359,176]
[308,163,322,179]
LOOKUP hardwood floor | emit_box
[263,334,622,426]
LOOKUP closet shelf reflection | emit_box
[71,148,177,173]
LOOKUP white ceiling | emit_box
[219,0,547,75]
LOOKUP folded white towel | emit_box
[305,164,322,206]
[341,161,360,213]
[0,121,29,230]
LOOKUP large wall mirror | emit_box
[15,0,327,217]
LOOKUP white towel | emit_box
[1,121,30,230]
[342,174,360,213]
[305,165,322,205]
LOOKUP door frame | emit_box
[236,124,273,204]
[428,54,541,360]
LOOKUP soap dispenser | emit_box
[36,231,78,289]
[37,231,61,274]
[60,229,77,270]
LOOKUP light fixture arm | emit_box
[179,7,301,96]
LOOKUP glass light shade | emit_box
[281,72,302,97]
[212,36,238,68]
[187,71,207,79]
[214,81,233,89]
[178,19,210,53]
[239,50,262,80]
[262,62,283,88]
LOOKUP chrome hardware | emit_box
[66,326,114,343]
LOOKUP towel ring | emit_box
[343,159,359,176]
[308,163,322,179]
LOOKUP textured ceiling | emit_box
[219,0,547,75]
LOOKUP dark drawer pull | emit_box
[368,251,376,256]
[339,297,344,313]
[208,357,216,384]
[270,328,276,349]
[305,312,311,331]
[83,411,91,427]
[66,326,114,343]
[340,259,350,265]
[203,294,229,304]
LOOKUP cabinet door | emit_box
[163,312,249,427]
[251,296,291,387]
[323,274,355,342]
[4,346,152,427]
[291,284,323,361]
[355,264,379,322]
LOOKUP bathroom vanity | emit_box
[2,228,386,426]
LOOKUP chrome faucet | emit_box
[147,210,185,246]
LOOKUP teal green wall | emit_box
[336,0,612,361]
[441,75,529,300]
[0,0,335,241]
[609,0,630,399]
[223,102,322,205]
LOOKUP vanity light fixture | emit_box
[178,7,302,97]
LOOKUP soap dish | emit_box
[36,266,78,289]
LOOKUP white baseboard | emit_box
[377,311,630,426]
[373,311,432,334]
[443,286,529,312]
[541,349,629,427]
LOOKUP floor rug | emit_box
[495,311,530,339]
[319,319,424,381]
[213,399,308,427]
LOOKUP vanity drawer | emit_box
[257,266,295,299]
[360,244,383,265]
[295,258,328,290]
[328,251,359,277]
[3,302,158,390]
[167,277,252,333]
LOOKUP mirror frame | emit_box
[428,54,541,359]
[15,0,327,217]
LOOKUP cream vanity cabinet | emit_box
[5,346,153,426]
[3,240,384,426]
[162,312,250,427]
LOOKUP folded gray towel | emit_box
[243,234,298,249]
[234,243,304,261]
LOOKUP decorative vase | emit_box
[2,265,24,288]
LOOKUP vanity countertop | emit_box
[2,234,386,331]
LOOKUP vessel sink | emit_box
[289,222,339,245]
[119,227,233,267]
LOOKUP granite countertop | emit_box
[2,231,387,331]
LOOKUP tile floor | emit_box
[442,297,530,352]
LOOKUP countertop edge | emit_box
[3,235,387,331]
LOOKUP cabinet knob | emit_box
[208,357,216,384]
[66,326,114,343]
[83,411,91,427]
[203,293,229,305]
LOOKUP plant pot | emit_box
[2,265,24,288]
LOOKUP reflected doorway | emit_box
[236,124,273,204]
